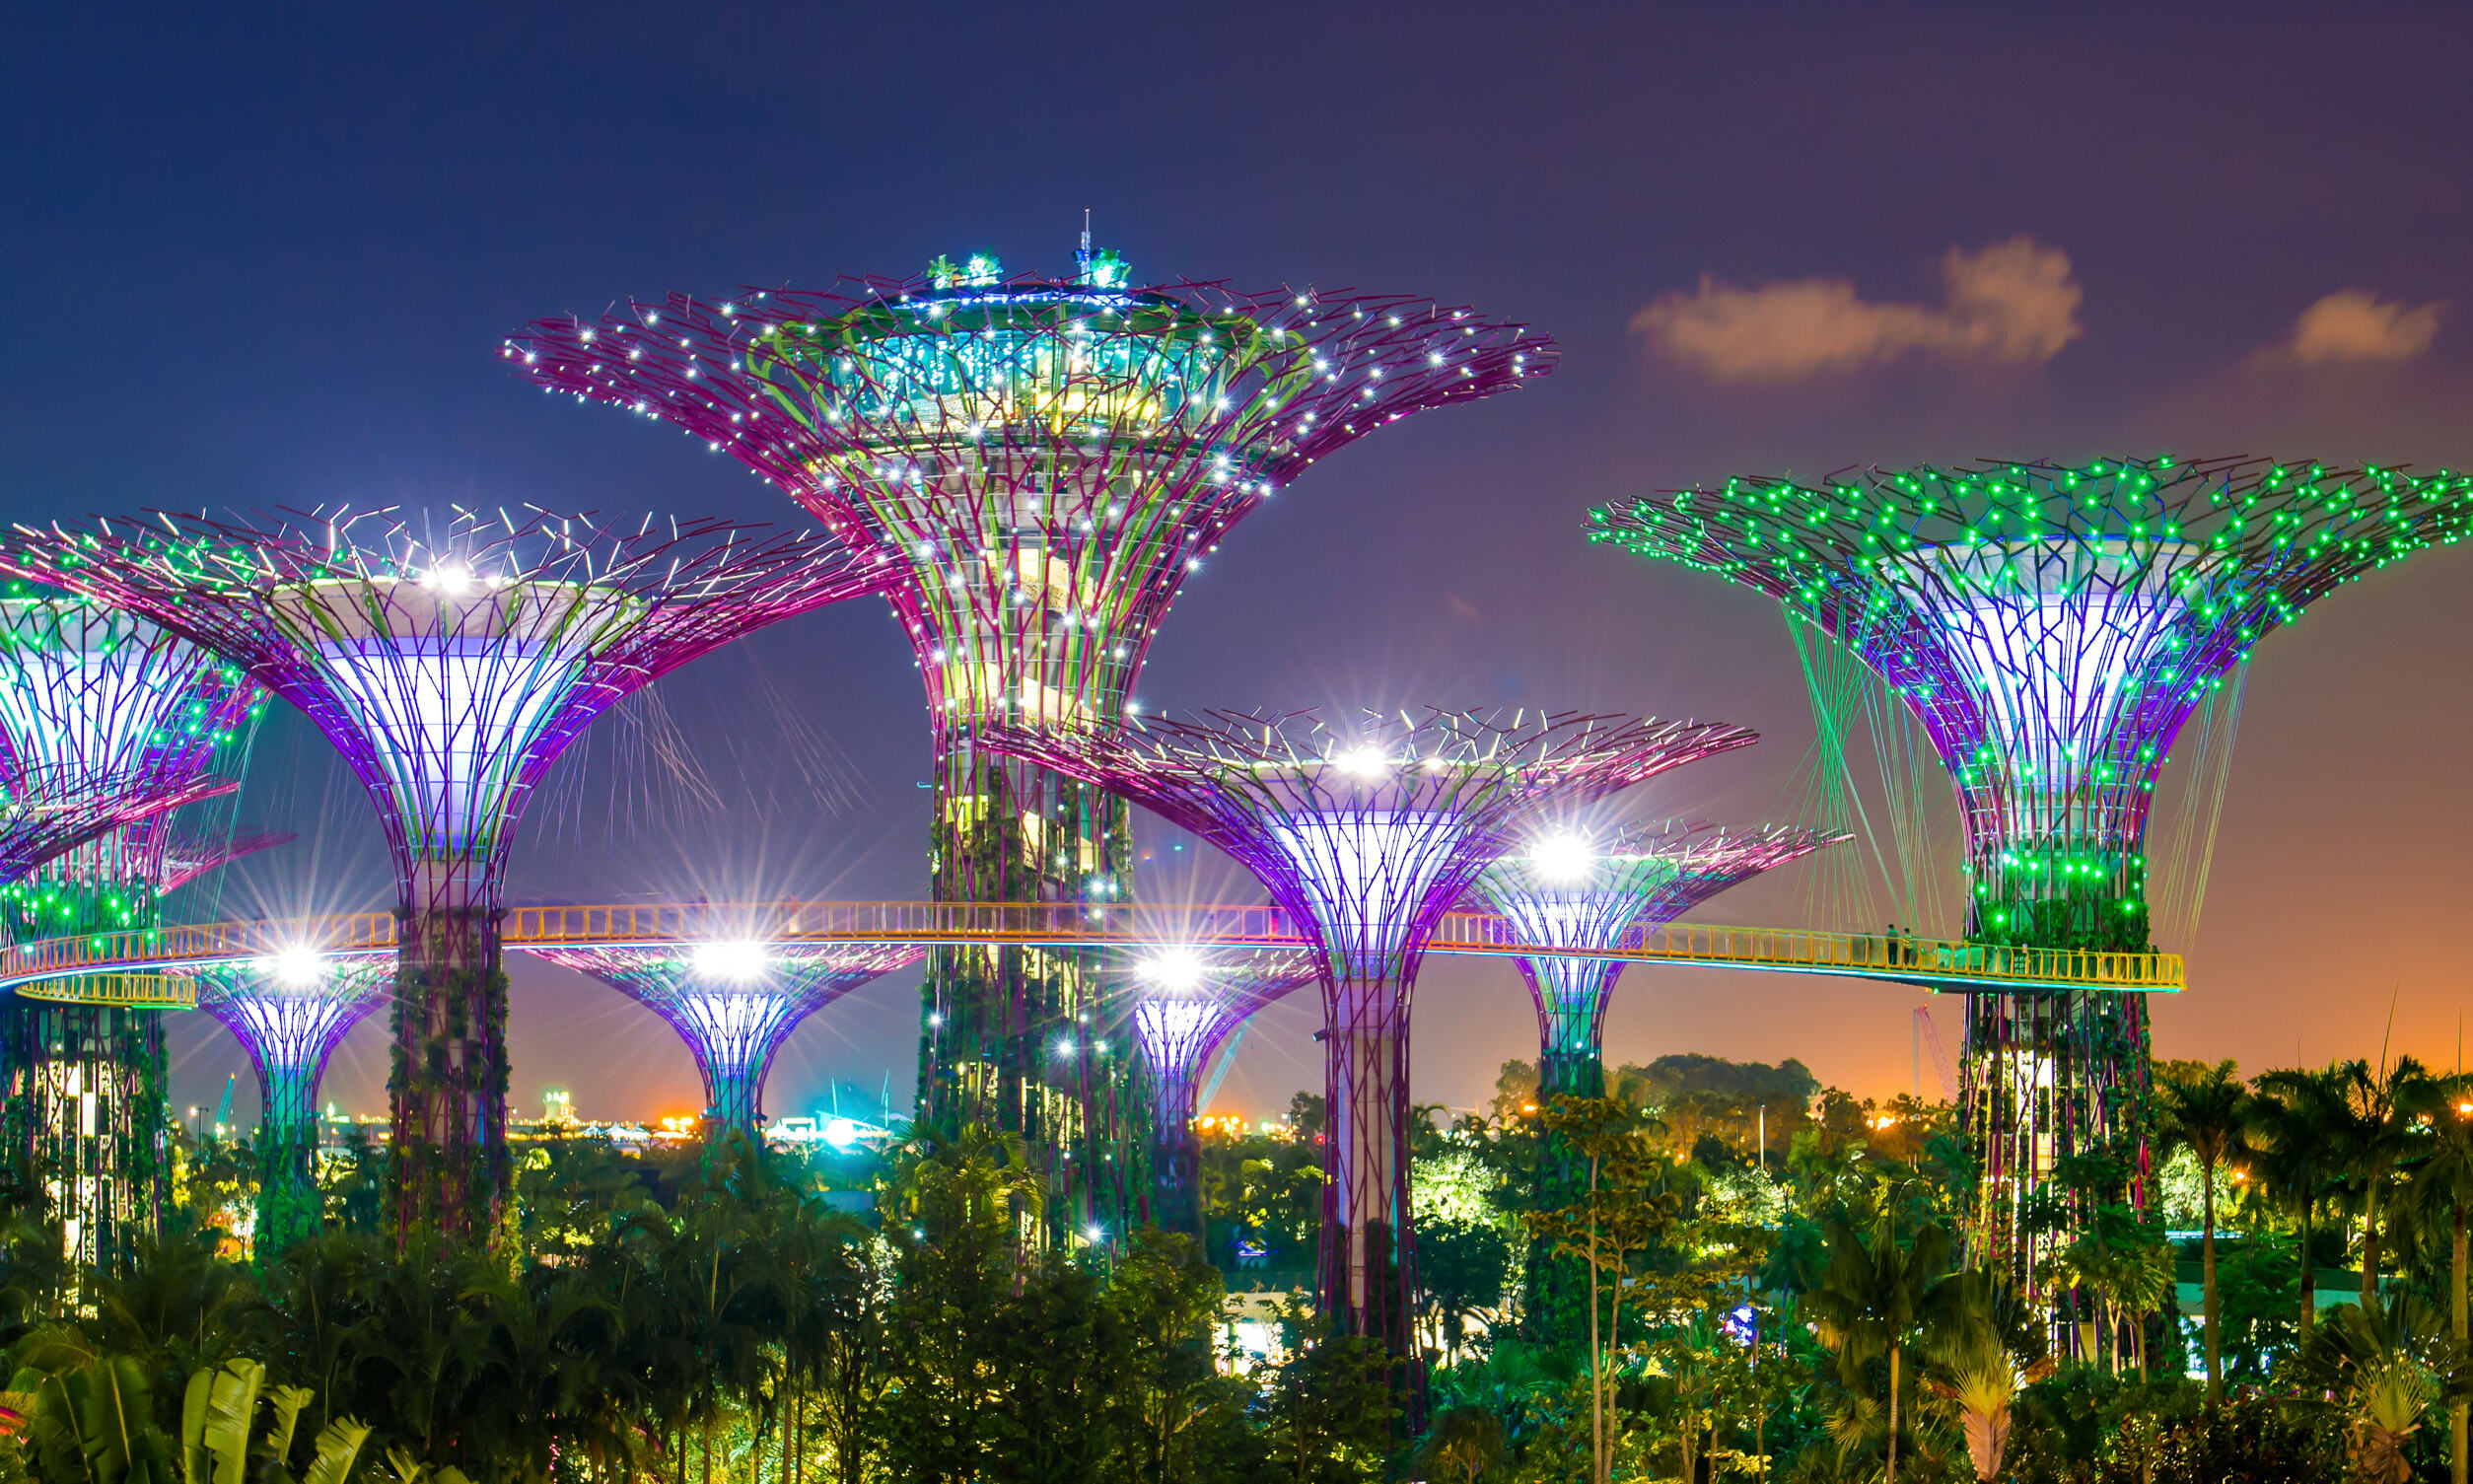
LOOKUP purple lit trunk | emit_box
[1319,973,1414,1357]
[389,870,509,1243]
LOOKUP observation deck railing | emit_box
[0,900,2183,998]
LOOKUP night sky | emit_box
[9,5,2473,1128]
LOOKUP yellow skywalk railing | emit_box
[0,901,2184,1002]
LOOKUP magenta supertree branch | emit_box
[192,952,390,1258]
[989,707,1754,1353]
[145,825,295,895]
[506,248,1558,1239]
[6,508,886,1239]
[1124,946,1319,1237]
[1591,455,2473,1282]
[527,942,922,1131]
[1471,821,1846,1099]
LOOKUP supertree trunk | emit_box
[0,1002,167,1279]
[253,1061,323,1259]
[918,742,1139,1243]
[702,1059,768,1133]
[1320,974,1413,1354]
[389,872,509,1242]
[1963,982,2152,1288]
[1146,1066,1206,1238]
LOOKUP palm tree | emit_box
[2295,1296,2473,1484]
[2156,1059,2249,1402]
[2253,1064,2352,1336]
[1800,1209,1955,1484]
[2397,1070,2473,1484]
[2332,1055,2432,1306]
[1921,1270,2051,1484]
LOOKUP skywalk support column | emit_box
[1594,455,2473,1286]
[989,707,1755,1359]
[510,246,1557,1241]
[13,509,883,1241]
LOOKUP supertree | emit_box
[989,707,1755,1353]
[506,240,1556,1237]
[0,586,264,1276]
[6,508,885,1237]
[1470,820,1846,1102]
[190,949,391,1259]
[1124,945,1320,1237]
[524,941,924,1132]
[1590,455,2473,1278]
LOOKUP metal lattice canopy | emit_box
[1589,456,2473,949]
[6,509,887,907]
[525,942,923,1126]
[192,952,394,1084]
[1470,820,1847,1087]
[991,709,1760,983]
[0,584,264,931]
[1124,945,1321,1096]
[506,255,1557,736]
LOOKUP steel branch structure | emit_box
[1590,455,2473,1276]
[524,941,922,1132]
[192,952,391,1258]
[146,824,294,893]
[0,586,263,1277]
[507,244,1556,1238]
[6,508,884,1238]
[990,707,1753,1352]
[1472,821,1846,1101]
[1124,946,1320,1237]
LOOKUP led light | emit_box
[1140,947,1206,994]
[691,940,770,982]
[1528,830,1595,883]
[267,945,323,987]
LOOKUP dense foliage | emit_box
[4,1050,2472,1483]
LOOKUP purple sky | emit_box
[8,5,2472,1125]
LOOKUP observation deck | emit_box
[0,900,2183,1008]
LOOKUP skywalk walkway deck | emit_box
[0,901,2183,1009]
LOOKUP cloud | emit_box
[1631,238,2084,383]
[2281,289,2442,366]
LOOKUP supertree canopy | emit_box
[1471,820,1846,1101]
[506,243,1557,1238]
[525,941,924,1132]
[990,707,1754,1353]
[6,508,885,1238]
[1590,455,2473,1274]
[191,950,391,1259]
[0,585,265,1278]
[1125,945,1320,1237]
